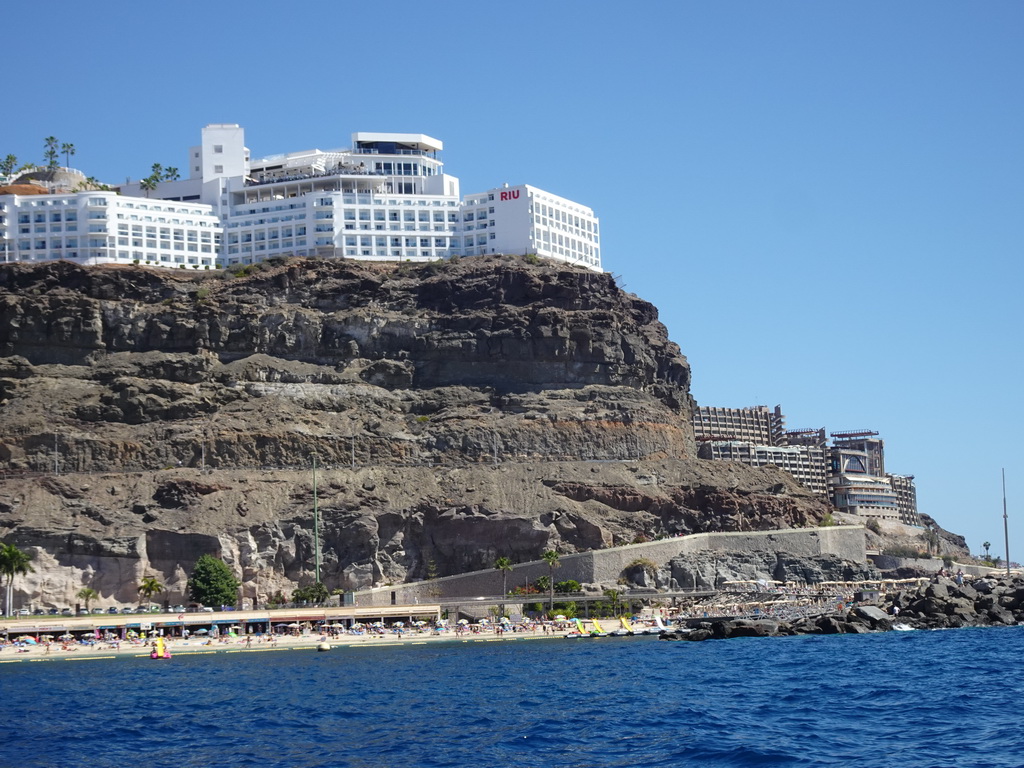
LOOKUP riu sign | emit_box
[499,189,520,201]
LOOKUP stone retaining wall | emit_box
[354,525,866,607]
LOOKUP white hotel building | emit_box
[458,184,600,270]
[0,192,221,269]
[2,124,601,272]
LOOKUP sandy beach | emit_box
[0,625,595,664]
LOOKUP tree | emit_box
[292,582,328,605]
[61,142,75,169]
[604,589,622,617]
[163,166,180,181]
[494,556,513,597]
[0,542,34,617]
[138,575,164,605]
[0,155,17,177]
[44,137,59,169]
[983,541,992,559]
[542,550,561,613]
[139,176,157,197]
[187,555,239,607]
[76,587,98,611]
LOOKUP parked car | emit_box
[92,607,104,614]
[60,607,73,616]
[47,607,59,615]
[200,606,214,612]
[16,608,30,616]
[107,607,120,615]
[121,607,135,614]
[171,605,186,613]
[32,608,46,615]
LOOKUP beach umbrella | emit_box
[19,636,38,644]
[194,628,209,634]
[457,619,469,625]
[393,622,404,627]
[412,620,426,626]
[554,615,567,621]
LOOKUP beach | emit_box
[0,623,589,664]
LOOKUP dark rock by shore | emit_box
[661,574,1024,641]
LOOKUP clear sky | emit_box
[5,1,1022,561]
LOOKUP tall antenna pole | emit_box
[1002,468,1010,576]
[313,453,321,584]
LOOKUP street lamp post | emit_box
[313,454,321,585]
[1002,468,1010,577]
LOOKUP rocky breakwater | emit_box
[0,256,832,605]
[661,573,1024,642]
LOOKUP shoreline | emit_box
[0,626,612,664]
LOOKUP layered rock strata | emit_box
[0,257,832,606]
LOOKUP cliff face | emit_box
[0,256,831,607]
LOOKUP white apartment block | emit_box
[457,184,601,270]
[2,125,602,272]
[0,191,221,269]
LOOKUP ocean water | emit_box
[2,626,1022,768]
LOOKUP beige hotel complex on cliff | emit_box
[694,404,921,527]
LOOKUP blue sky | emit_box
[5,1,1022,561]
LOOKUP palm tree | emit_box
[138,575,164,606]
[494,556,513,597]
[76,587,98,612]
[139,176,157,198]
[44,137,59,169]
[541,550,560,613]
[61,142,75,169]
[604,588,621,617]
[983,542,991,560]
[0,154,17,178]
[163,167,180,181]
[0,542,35,617]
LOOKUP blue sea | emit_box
[2,626,1022,768]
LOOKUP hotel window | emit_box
[214,165,223,174]
[213,145,223,153]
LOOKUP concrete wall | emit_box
[354,525,866,607]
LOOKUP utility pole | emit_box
[1003,468,1010,576]
[313,454,321,584]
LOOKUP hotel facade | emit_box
[1,125,600,272]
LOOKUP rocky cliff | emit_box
[0,256,832,607]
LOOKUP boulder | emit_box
[852,605,890,626]
[988,607,1015,625]
[726,619,780,638]
[925,582,950,600]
